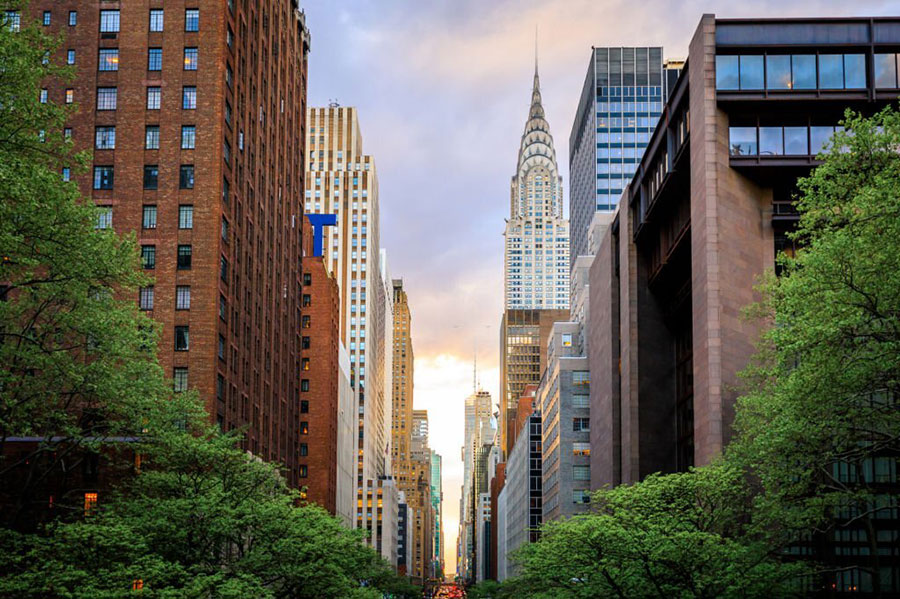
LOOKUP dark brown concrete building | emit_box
[499,309,567,456]
[589,15,900,594]
[298,216,341,513]
[28,1,310,489]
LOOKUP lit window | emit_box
[98,48,118,71]
[561,333,572,347]
[83,492,98,515]
[299,465,308,478]
[183,47,198,70]
[65,89,73,104]
[300,422,309,435]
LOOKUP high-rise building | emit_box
[588,15,900,593]
[459,390,493,582]
[19,1,311,494]
[499,309,567,455]
[501,408,542,580]
[391,280,414,482]
[430,450,444,577]
[305,107,395,549]
[504,57,569,311]
[408,410,434,582]
[568,47,666,268]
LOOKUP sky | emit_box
[302,0,900,575]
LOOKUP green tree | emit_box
[0,2,174,527]
[512,464,802,599]
[731,107,900,594]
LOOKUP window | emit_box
[96,87,117,110]
[183,47,197,70]
[98,48,118,71]
[148,48,162,71]
[149,9,163,32]
[99,10,119,33]
[301,379,310,392]
[302,315,311,329]
[181,125,196,149]
[792,54,817,90]
[65,89,73,104]
[573,394,590,408]
[145,125,159,149]
[728,127,757,156]
[174,326,189,351]
[83,492,98,515]
[299,443,308,456]
[142,205,157,229]
[759,127,783,156]
[220,256,228,281]
[300,422,309,435]
[62,167,71,181]
[68,11,77,27]
[875,53,899,89]
[573,465,591,481]
[223,139,231,165]
[170,285,190,310]
[217,335,226,361]
[146,86,161,110]
[766,55,791,90]
[67,50,75,65]
[302,294,311,307]
[300,400,309,414]
[185,9,199,32]
[843,54,866,89]
[299,465,308,478]
[177,245,192,270]
[219,295,226,320]
[141,245,155,269]
[739,55,764,90]
[180,165,194,189]
[811,126,837,154]
[139,286,154,310]
[301,336,310,349]
[42,11,50,26]
[93,166,114,190]
[173,367,188,392]
[3,10,20,31]
[784,126,809,155]
[95,126,115,150]
[221,218,228,241]
[95,206,113,229]
[303,273,312,286]
[573,490,591,504]
[182,86,196,109]
[573,442,591,456]
[301,358,310,371]
[40,89,48,104]
[573,371,590,386]
[561,333,572,347]
[573,418,590,432]
[143,165,158,190]
[178,205,193,229]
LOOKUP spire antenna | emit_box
[534,25,539,76]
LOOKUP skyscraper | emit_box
[430,450,444,577]
[503,57,570,311]
[568,47,666,266]
[14,1,310,497]
[459,390,493,581]
[392,279,414,481]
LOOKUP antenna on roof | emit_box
[328,98,340,108]
[534,25,539,76]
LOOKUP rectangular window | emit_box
[145,125,159,149]
[96,206,113,230]
[65,89,73,104]
[766,55,791,90]
[141,245,155,270]
[183,47,198,70]
[42,11,50,26]
[96,87,117,110]
[561,333,572,347]
[300,400,309,414]
[759,127,783,156]
[177,245,192,270]
[67,49,75,65]
[68,11,76,26]
[95,126,115,150]
[219,295,226,320]
[39,89,48,104]
[179,165,194,189]
[729,127,757,156]
[221,218,228,241]
[573,490,591,504]
[176,285,190,310]
[149,9,163,32]
[300,422,309,435]
[223,139,231,165]
[181,125,196,149]
[301,379,310,392]
[301,358,310,371]
[302,315,311,329]
[843,54,866,89]
[875,53,899,89]
[792,54,817,90]
[174,326,189,351]
[784,127,809,155]
[299,465,308,478]
[3,11,20,32]
[62,167,71,181]
[98,48,118,71]
[573,442,591,456]
[185,9,199,32]
[173,367,188,392]
[141,205,157,229]
[139,286,154,310]
[143,165,158,190]
[573,465,591,481]
[99,10,119,33]
[811,126,836,154]
[146,87,161,110]
[83,492,98,515]
[178,205,193,229]
[818,54,844,89]
[182,86,196,109]
[148,47,162,71]
[739,55,764,90]
[220,256,228,282]
[299,443,308,456]
[217,335,225,361]
[93,166,114,190]
[573,418,590,432]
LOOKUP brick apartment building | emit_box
[589,15,900,594]
[20,0,311,493]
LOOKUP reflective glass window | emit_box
[819,55,844,89]
[784,127,809,155]
[844,54,866,89]
[875,53,898,88]
[739,55,764,90]
[810,126,835,154]
[759,127,783,155]
[729,127,757,156]
[792,55,817,89]
[766,55,791,90]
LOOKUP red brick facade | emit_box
[29,0,310,488]
[298,217,342,513]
